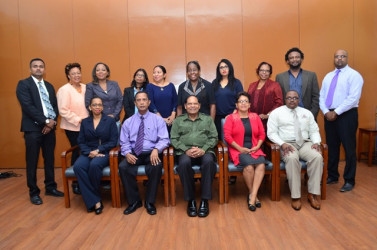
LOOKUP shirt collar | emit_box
[183,112,203,121]
[31,75,44,85]
[137,110,150,119]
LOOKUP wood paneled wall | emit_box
[1,0,376,168]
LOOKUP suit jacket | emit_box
[16,77,58,132]
[275,70,319,119]
[122,87,135,123]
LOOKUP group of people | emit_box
[16,47,363,217]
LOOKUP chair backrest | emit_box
[220,118,228,146]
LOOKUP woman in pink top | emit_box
[57,63,89,194]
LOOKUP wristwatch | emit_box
[95,149,100,153]
[45,119,50,124]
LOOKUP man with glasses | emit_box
[268,90,323,211]
[16,58,64,205]
[276,47,320,119]
[319,49,363,192]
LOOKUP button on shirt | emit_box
[120,110,170,156]
[267,105,321,146]
[289,70,304,107]
[319,65,363,115]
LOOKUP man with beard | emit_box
[276,47,320,119]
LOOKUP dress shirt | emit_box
[289,70,304,107]
[120,110,169,156]
[57,83,88,131]
[319,65,363,115]
[170,113,218,155]
[31,76,49,117]
[267,105,321,146]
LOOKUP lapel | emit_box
[283,71,290,93]
[28,77,44,111]
[301,70,308,97]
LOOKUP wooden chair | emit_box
[111,146,169,208]
[61,145,117,208]
[219,118,277,203]
[274,143,328,200]
[169,144,224,206]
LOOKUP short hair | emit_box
[89,96,103,116]
[286,90,299,97]
[131,68,149,89]
[30,58,45,68]
[285,47,304,61]
[135,90,149,100]
[186,61,201,72]
[92,62,110,83]
[256,61,273,75]
[236,91,250,103]
[184,95,199,104]
[64,63,81,81]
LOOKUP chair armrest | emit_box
[61,145,79,171]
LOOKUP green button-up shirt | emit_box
[170,113,218,156]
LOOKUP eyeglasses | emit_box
[238,100,249,104]
[188,69,198,73]
[285,97,299,101]
[219,65,229,70]
[259,69,270,73]
[334,55,347,59]
[91,103,103,107]
[136,74,145,77]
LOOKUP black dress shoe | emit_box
[72,182,81,195]
[340,182,354,192]
[255,199,261,208]
[326,177,339,184]
[123,201,142,215]
[45,189,64,197]
[187,200,197,217]
[247,194,256,212]
[229,176,237,185]
[95,202,104,215]
[198,200,209,217]
[145,202,157,215]
[30,195,43,205]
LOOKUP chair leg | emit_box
[63,178,70,208]
[170,176,176,206]
[224,174,229,203]
[164,176,169,207]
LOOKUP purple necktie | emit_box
[325,69,340,107]
[134,116,144,156]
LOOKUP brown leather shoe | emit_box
[308,193,320,210]
[291,198,301,211]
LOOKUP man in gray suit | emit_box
[276,47,320,119]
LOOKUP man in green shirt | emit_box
[171,95,218,217]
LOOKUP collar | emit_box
[137,110,150,119]
[183,112,203,121]
[31,75,44,85]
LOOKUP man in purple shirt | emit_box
[119,91,169,215]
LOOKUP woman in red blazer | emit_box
[224,92,266,212]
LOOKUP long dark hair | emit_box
[131,68,149,89]
[213,59,236,91]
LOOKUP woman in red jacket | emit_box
[224,92,266,211]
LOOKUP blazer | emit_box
[122,86,136,122]
[78,115,118,156]
[16,77,58,132]
[275,70,319,119]
[223,112,266,166]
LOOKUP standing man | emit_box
[119,91,169,215]
[268,90,323,211]
[170,95,218,217]
[276,47,320,119]
[319,49,363,192]
[16,58,64,205]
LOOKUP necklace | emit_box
[71,83,82,93]
[161,87,164,91]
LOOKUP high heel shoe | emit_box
[247,194,256,212]
[95,202,104,215]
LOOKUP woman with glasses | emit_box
[223,92,266,212]
[57,63,89,195]
[212,59,243,139]
[177,61,216,120]
[247,62,283,131]
[73,97,117,215]
[123,68,149,122]
[146,65,177,133]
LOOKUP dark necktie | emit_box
[134,115,144,156]
[38,81,56,119]
[325,69,340,107]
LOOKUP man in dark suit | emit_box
[16,58,64,205]
[276,47,320,119]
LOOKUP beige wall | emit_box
[1,0,376,168]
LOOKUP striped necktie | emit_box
[38,82,56,119]
[134,115,144,156]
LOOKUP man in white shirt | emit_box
[268,90,323,211]
[319,49,363,192]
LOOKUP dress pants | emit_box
[325,108,358,185]
[177,153,216,201]
[281,142,323,199]
[64,130,79,165]
[118,152,162,205]
[73,154,109,209]
[24,130,57,197]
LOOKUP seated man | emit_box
[267,90,323,211]
[119,91,169,215]
[170,95,218,217]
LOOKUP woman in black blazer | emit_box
[73,97,117,215]
[122,68,149,122]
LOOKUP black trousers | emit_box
[64,130,79,166]
[24,130,57,197]
[324,108,358,185]
[177,153,216,201]
[118,152,162,204]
